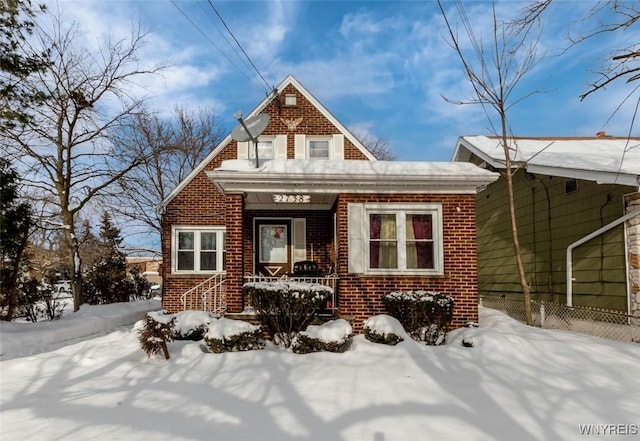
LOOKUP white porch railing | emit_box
[181,272,227,315]
[243,273,339,313]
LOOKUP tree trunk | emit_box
[4,230,29,321]
[500,117,533,325]
[62,211,83,312]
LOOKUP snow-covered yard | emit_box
[1,305,639,441]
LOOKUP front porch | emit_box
[180,272,339,316]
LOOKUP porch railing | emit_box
[243,273,339,313]
[181,272,227,315]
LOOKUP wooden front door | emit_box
[255,219,292,277]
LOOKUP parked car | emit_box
[52,280,72,298]
[149,284,162,298]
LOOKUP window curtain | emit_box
[370,214,397,268]
[406,214,433,269]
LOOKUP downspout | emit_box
[566,209,640,306]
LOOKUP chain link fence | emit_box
[480,296,640,344]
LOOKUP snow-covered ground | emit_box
[1,305,639,441]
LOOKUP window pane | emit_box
[222,232,226,270]
[201,232,216,251]
[406,214,432,240]
[406,214,434,269]
[406,242,434,269]
[309,140,329,158]
[369,214,397,268]
[200,251,216,271]
[369,214,396,239]
[370,242,397,268]
[257,141,274,159]
[177,251,194,270]
[178,232,194,250]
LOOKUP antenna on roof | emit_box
[230,112,270,168]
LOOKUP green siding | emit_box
[476,168,634,311]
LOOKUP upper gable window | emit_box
[249,137,274,166]
[284,94,297,106]
[307,137,331,159]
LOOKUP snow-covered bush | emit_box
[173,310,220,340]
[203,318,264,353]
[292,319,353,354]
[138,310,175,359]
[384,291,454,345]
[363,314,406,346]
[244,281,332,348]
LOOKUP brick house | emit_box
[157,75,497,331]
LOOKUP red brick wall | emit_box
[160,82,368,313]
[335,193,479,332]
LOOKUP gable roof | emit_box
[452,135,640,187]
[157,75,377,214]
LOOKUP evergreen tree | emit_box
[0,158,33,320]
[0,0,50,129]
[84,212,131,304]
[99,211,123,249]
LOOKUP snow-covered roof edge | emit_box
[208,159,499,194]
[452,135,640,187]
[156,75,377,214]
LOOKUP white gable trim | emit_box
[157,75,377,214]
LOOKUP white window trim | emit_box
[306,136,332,160]
[363,203,444,276]
[172,226,226,274]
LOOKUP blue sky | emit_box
[43,0,639,162]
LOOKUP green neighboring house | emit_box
[453,135,640,317]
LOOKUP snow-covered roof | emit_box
[208,159,498,194]
[453,135,640,187]
[156,75,377,214]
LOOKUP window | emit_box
[307,138,330,159]
[348,203,443,274]
[284,94,297,106]
[173,227,226,273]
[248,138,274,166]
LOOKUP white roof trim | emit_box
[156,75,377,214]
[453,135,640,187]
[207,159,499,195]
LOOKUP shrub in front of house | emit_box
[292,319,353,354]
[244,281,332,348]
[138,310,175,359]
[203,317,264,353]
[384,291,454,345]
[173,310,220,341]
[363,314,407,346]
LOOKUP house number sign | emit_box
[272,194,311,204]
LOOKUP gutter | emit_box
[566,208,640,307]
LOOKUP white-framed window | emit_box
[348,203,444,275]
[172,226,226,273]
[248,137,274,166]
[307,137,331,159]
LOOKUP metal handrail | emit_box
[181,272,227,314]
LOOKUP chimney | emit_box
[596,131,607,137]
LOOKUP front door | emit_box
[255,219,291,277]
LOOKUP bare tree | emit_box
[112,106,224,243]
[2,12,165,310]
[516,1,640,133]
[350,128,395,160]
[437,0,547,325]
